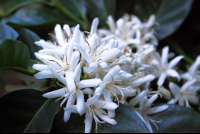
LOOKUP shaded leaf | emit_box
[0,0,43,19]
[133,0,193,40]
[86,0,116,26]
[0,23,18,42]
[17,28,41,59]
[60,0,87,21]
[2,5,73,28]
[0,89,58,133]
[0,39,35,75]
[151,104,200,132]
[50,104,149,133]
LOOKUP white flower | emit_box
[156,46,184,86]
[168,79,199,108]
[129,93,169,133]
[181,55,200,82]
[64,96,118,133]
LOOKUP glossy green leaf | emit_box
[60,0,87,21]
[86,0,116,26]
[133,0,193,40]
[0,39,36,75]
[151,104,200,132]
[0,89,58,133]
[0,23,18,42]
[50,104,149,133]
[0,0,44,19]
[17,28,41,59]
[2,6,73,28]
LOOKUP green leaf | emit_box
[0,0,44,19]
[2,5,74,28]
[151,104,200,132]
[86,0,116,26]
[0,89,58,133]
[60,0,87,21]
[50,104,149,133]
[17,28,41,59]
[133,0,193,40]
[0,23,18,42]
[0,39,36,75]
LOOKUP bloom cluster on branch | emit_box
[32,14,199,133]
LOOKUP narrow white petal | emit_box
[74,62,81,83]
[181,79,197,92]
[57,73,67,85]
[39,49,63,56]
[189,56,200,76]
[64,105,79,113]
[166,69,180,81]
[34,70,54,79]
[116,18,124,30]
[90,18,99,35]
[94,109,117,125]
[161,46,169,67]
[98,48,120,63]
[85,112,93,133]
[94,100,118,110]
[180,72,192,81]
[66,71,76,93]
[131,74,155,87]
[32,64,48,71]
[63,24,71,38]
[75,44,91,63]
[67,42,73,64]
[78,78,102,89]
[83,88,94,94]
[148,105,169,115]
[71,24,81,45]
[87,62,98,74]
[169,82,181,98]
[103,90,112,102]
[168,98,178,104]
[145,94,158,108]
[55,24,66,46]
[76,90,85,115]
[168,56,184,69]
[157,73,167,87]
[100,62,108,68]
[145,14,156,28]
[86,95,101,106]
[108,110,116,119]
[145,120,153,133]
[122,88,137,97]
[103,65,121,83]
[70,51,80,71]
[42,88,67,98]
[64,111,71,122]
[129,90,148,106]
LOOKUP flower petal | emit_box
[161,46,169,67]
[85,112,93,133]
[87,62,98,74]
[42,87,67,98]
[103,65,121,83]
[83,88,94,94]
[76,90,85,116]
[94,100,118,110]
[181,79,197,92]
[32,64,48,71]
[55,24,66,46]
[74,62,81,83]
[148,105,169,115]
[166,69,180,81]
[129,90,148,106]
[34,70,54,79]
[169,82,181,98]
[66,71,76,93]
[94,109,117,125]
[78,78,102,89]
[157,73,167,87]
[90,18,99,35]
[145,94,158,108]
[131,74,155,87]
[168,55,184,69]
[70,51,80,71]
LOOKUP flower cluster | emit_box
[32,14,199,133]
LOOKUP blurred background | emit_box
[0,0,199,97]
